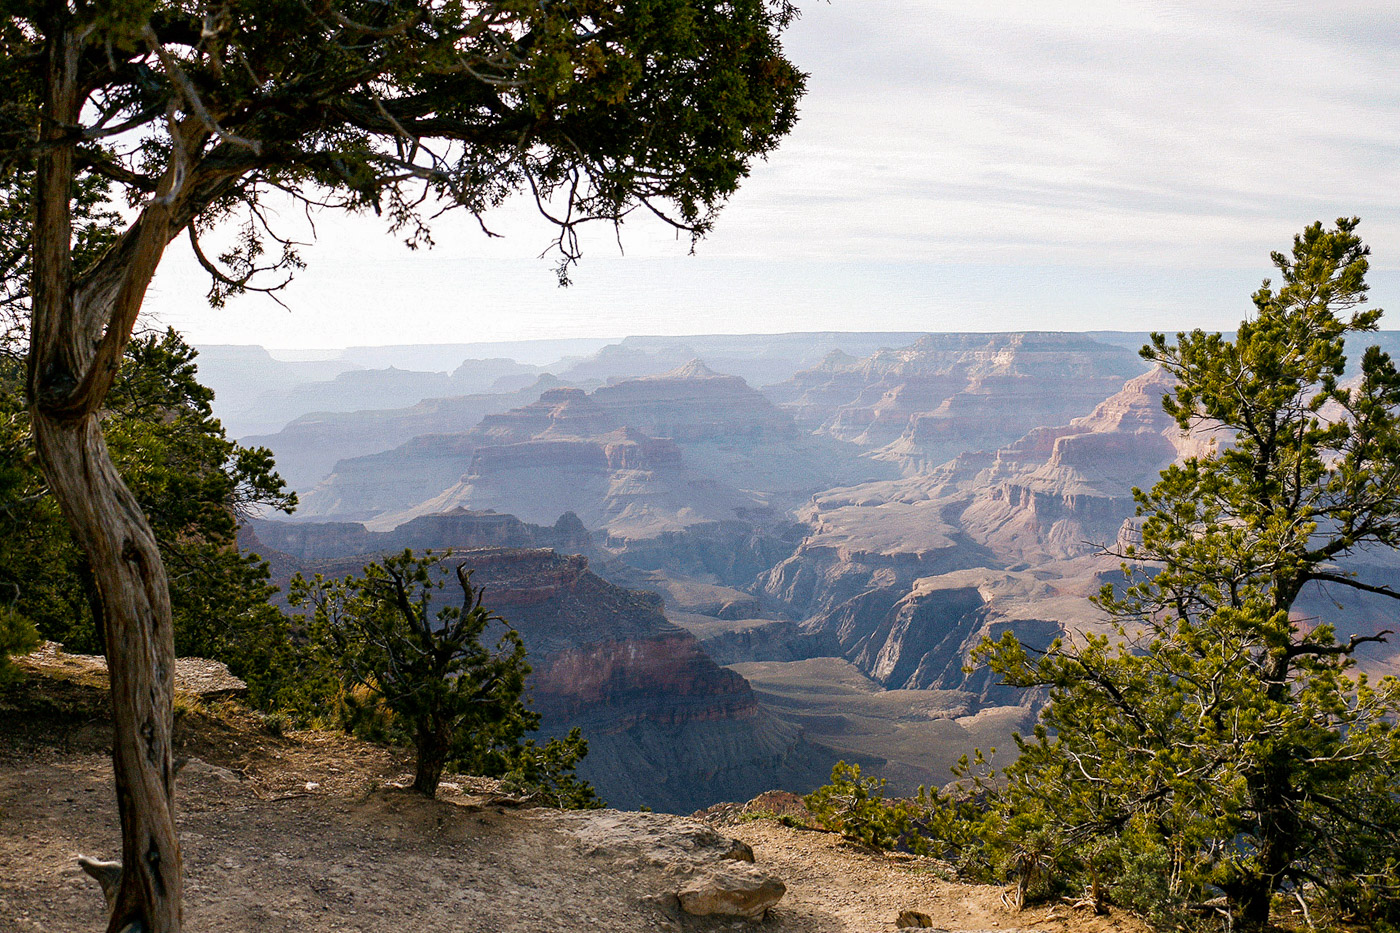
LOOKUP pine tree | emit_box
[978,218,1400,930]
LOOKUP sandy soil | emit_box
[0,653,1146,933]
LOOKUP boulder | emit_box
[173,656,248,701]
[677,864,785,920]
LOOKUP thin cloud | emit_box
[147,2,1400,347]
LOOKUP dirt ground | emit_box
[0,651,1146,933]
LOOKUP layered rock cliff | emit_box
[246,376,565,494]
[765,333,1149,472]
[379,427,762,540]
[952,365,1214,564]
[757,367,1212,696]
[444,549,829,811]
[297,387,623,519]
[306,361,882,538]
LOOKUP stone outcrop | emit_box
[678,865,786,920]
[20,643,249,702]
[547,808,785,920]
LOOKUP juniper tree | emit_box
[977,218,1400,930]
[1,3,803,929]
[0,328,295,666]
[290,550,597,805]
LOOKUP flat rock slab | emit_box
[20,643,248,701]
[550,808,754,868]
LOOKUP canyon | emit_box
[224,331,1400,806]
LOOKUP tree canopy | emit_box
[977,218,1400,930]
[2,0,804,303]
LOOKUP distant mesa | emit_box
[300,357,884,540]
[766,331,1150,472]
[244,375,564,494]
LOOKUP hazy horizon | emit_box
[203,326,1400,360]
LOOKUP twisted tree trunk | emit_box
[29,24,185,933]
[34,414,183,933]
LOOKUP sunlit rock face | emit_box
[453,548,825,812]
[757,366,1219,695]
[953,365,1215,565]
[766,333,1149,473]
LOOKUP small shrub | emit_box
[805,761,957,855]
[0,607,40,684]
[260,710,290,738]
[496,728,601,810]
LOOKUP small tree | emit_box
[976,218,1400,930]
[291,550,593,801]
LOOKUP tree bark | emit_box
[413,725,449,798]
[33,413,183,933]
[28,22,184,931]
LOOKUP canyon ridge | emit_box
[216,331,1400,808]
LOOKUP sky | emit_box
[146,1,1400,351]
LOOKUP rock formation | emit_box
[381,427,761,540]
[307,361,882,541]
[247,376,565,494]
[765,333,1150,472]
[248,509,592,564]
[757,367,1212,697]
[452,548,828,812]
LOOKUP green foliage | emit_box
[290,550,599,805]
[974,219,1400,931]
[496,728,602,810]
[804,761,987,867]
[2,1,805,286]
[0,606,39,684]
[805,761,933,853]
[0,327,298,700]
